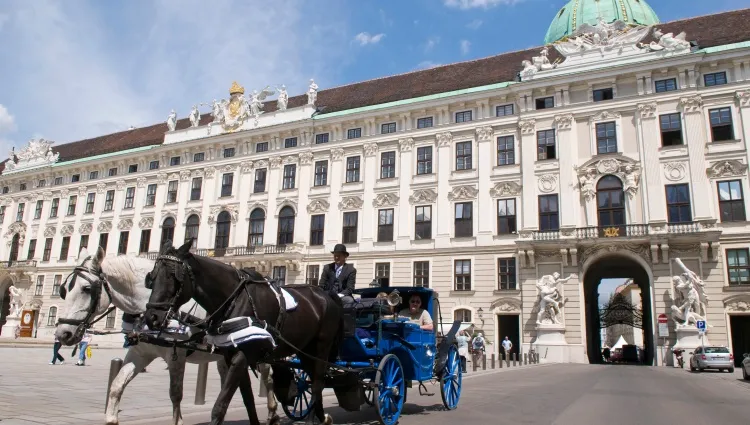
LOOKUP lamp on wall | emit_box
[477,307,484,322]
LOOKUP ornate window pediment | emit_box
[490,297,521,312]
[724,294,750,312]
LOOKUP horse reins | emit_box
[57,257,116,337]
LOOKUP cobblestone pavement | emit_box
[0,347,527,425]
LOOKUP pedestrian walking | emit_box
[471,333,486,365]
[455,330,469,373]
[501,336,513,361]
[49,335,65,365]
[602,346,611,363]
[76,331,92,366]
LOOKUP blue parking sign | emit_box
[696,320,706,331]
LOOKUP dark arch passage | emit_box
[583,254,654,365]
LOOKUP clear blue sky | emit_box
[0,0,747,151]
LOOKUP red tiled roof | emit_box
[7,8,750,169]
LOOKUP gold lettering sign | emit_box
[603,227,620,237]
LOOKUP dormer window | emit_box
[536,97,554,110]
[593,88,614,102]
[71,174,80,182]
[128,164,138,173]
[347,128,362,139]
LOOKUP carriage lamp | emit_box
[477,307,484,321]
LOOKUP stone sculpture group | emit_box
[535,272,576,325]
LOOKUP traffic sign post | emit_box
[657,314,669,366]
[696,320,706,347]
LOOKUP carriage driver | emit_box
[398,294,434,331]
[319,244,357,304]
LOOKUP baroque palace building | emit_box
[2,0,750,365]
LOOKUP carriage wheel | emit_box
[440,345,462,410]
[281,367,313,421]
[375,354,406,425]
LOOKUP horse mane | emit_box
[101,255,154,291]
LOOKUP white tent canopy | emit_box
[437,322,474,335]
[612,335,628,350]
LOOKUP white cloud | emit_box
[460,39,471,55]
[424,36,441,53]
[415,61,442,70]
[0,105,15,134]
[379,9,394,26]
[354,32,386,46]
[466,19,483,30]
[444,0,521,9]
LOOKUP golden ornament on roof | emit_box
[229,81,245,95]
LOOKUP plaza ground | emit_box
[0,347,748,425]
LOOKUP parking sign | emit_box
[696,320,706,331]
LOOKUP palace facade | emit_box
[2,1,750,366]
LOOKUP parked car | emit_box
[742,353,750,380]
[689,346,734,373]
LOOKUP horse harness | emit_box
[57,257,116,336]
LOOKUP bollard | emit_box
[195,362,209,405]
[535,353,539,364]
[506,352,510,367]
[524,353,528,365]
[482,354,486,370]
[473,355,477,372]
[513,353,517,367]
[491,353,495,369]
[105,358,124,412]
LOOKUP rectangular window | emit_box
[454,260,471,291]
[108,168,118,177]
[315,133,329,144]
[455,141,472,170]
[660,113,683,146]
[536,97,554,110]
[537,129,556,160]
[89,171,98,180]
[145,184,157,206]
[593,88,614,102]
[704,71,727,87]
[380,151,396,179]
[38,179,46,188]
[596,122,618,154]
[417,117,433,129]
[375,263,390,283]
[718,180,746,222]
[139,229,151,254]
[727,248,750,286]
[455,110,472,123]
[272,266,287,285]
[256,142,269,153]
[19,182,27,191]
[709,107,734,141]
[149,160,159,170]
[666,184,692,223]
[254,169,267,193]
[415,206,432,240]
[0,205,4,224]
[539,194,560,231]
[27,239,36,260]
[381,122,397,134]
[347,128,362,139]
[85,193,96,213]
[454,202,473,238]
[71,174,80,183]
[378,209,394,242]
[284,137,298,148]
[43,238,53,261]
[282,164,296,190]
[118,231,129,255]
[128,164,138,173]
[54,177,63,185]
[342,212,358,244]
[310,215,325,246]
[190,178,202,200]
[193,152,205,162]
[99,233,109,254]
[497,199,517,234]
[104,190,114,211]
[346,156,360,183]
[223,147,235,158]
[35,275,44,296]
[655,78,677,93]
[167,181,178,203]
[124,187,135,208]
[497,136,515,166]
[50,198,59,217]
[314,161,328,186]
[34,200,43,219]
[496,104,514,116]
[221,173,234,197]
[15,203,24,222]
[498,258,517,290]
[79,234,89,250]
[66,196,77,216]
[414,261,429,288]
[59,236,70,261]
[170,156,181,166]
[52,275,62,297]
[416,146,433,175]
[306,265,320,286]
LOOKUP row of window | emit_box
[43,304,117,328]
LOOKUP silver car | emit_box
[689,346,734,373]
[742,353,750,380]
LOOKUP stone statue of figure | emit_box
[210,99,224,123]
[277,85,289,111]
[535,272,575,325]
[8,286,24,318]
[670,258,709,327]
[578,172,595,201]
[166,110,177,132]
[307,79,318,105]
[250,90,263,116]
[189,105,200,128]
[623,164,639,196]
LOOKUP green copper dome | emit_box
[544,0,660,44]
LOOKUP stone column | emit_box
[435,132,453,248]
[294,152,314,245]
[519,119,538,230]
[265,159,282,245]
[360,143,378,247]
[326,149,345,245]
[636,102,667,225]
[396,138,414,249]
[554,114,578,229]
[680,96,713,221]
[476,126,494,242]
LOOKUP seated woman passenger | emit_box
[398,294,434,331]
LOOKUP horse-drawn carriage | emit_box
[273,286,463,425]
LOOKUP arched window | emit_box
[454,308,472,323]
[214,211,231,254]
[161,217,175,248]
[185,214,200,248]
[248,209,265,247]
[8,233,20,264]
[277,206,295,246]
[46,306,58,327]
[597,175,626,227]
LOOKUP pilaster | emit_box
[476,126,494,241]
[519,119,538,230]
[360,143,378,246]
[680,96,713,221]
[435,132,453,247]
[265,159,282,245]
[294,155,312,246]
[636,102,667,224]
[554,114,577,228]
[326,149,344,245]
[396,138,414,248]
[736,91,750,175]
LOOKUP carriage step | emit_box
[418,382,435,396]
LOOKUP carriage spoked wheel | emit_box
[375,354,406,425]
[440,345,462,410]
[281,367,314,421]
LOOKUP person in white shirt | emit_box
[397,294,433,331]
[76,332,92,366]
[501,336,513,360]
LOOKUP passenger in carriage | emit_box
[398,294,434,331]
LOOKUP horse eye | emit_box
[81,286,92,293]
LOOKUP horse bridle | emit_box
[145,254,195,330]
[57,257,115,337]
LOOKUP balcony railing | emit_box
[667,221,701,234]
[528,222,705,241]
[5,259,38,268]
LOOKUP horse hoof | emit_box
[267,414,281,425]
[323,413,333,425]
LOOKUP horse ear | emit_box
[77,247,89,262]
[93,246,105,265]
[160,240,173,255]
[177,240,192,256]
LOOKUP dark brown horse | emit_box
[143,241,343,425]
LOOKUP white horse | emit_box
[54,247,280,425]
